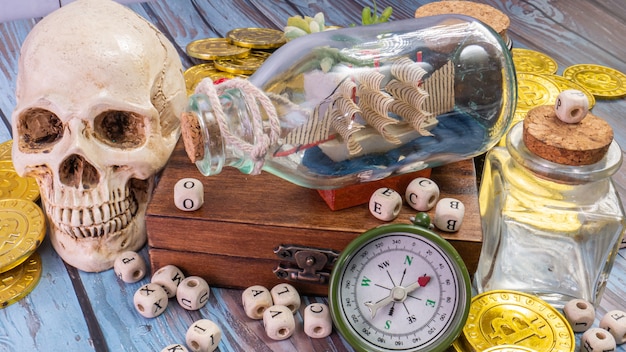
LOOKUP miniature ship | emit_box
[274,56,456,162]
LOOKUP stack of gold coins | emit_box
[184,27,286,95]
[499,48,626,145]
[0,140,45,308]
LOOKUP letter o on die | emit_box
[174,178,204,211]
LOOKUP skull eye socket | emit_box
[17,108,63,151]
[94,110,146,148]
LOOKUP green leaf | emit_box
[313,12,325,29]
[380,6,392,22]
[284,26,309,39]
[362,6,373,25]
[287,16,311,33]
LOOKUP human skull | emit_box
[11,0,186,272]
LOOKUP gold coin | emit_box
[516,73,561,112]
[0,199,46,273]
[542,74,596,109]
[483,345,538,352]
[186,38,250,61]
[214,51,271,74]
[563,64,626,98]
[462,290,575,352]
[0,140,13,171]
[0,251,42,308]
[184,63,243,95]
[449,341,463,351]
[227,27,286,49]
[512,48,558,74]
[451,334,474,351]
[0,161,13,172]
[0,169,40,202]
[0,157,14,172]
[0,140,11,161]
[185,63,219,94]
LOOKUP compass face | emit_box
[329,225,471,352]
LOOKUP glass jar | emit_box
[182,15,516,189]
[474,122,626,308]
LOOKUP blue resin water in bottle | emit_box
[180,16,516,189]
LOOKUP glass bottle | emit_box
[182,15,516,189]
[474,122,626,308]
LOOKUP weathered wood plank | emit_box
[0,238,95,351]
[0,18,37,142]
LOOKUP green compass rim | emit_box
[328,223,471,352]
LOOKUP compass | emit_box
[329,223,471,352]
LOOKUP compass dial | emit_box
[329,224,471,352]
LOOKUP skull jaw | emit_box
[49,214,147,272]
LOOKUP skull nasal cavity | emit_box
[60,155,100,189]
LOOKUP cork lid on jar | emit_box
[414,1,510,40]
[522,104,614,166]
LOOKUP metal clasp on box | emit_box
[273,245,339,285]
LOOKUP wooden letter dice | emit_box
[555,89,589,124]
[581,328,617,352]
[600,310,626,345]
[242,285,273,320]
[177,276,210,311]
[263,305,295,340]
[174,178,204,211]
[270,283,300,314]
[133,283,168,318]
[113,250,147,283]
[152,264,185,298]
[161,344,188,352]
[563,298,595,332]
[186,319,221,352]
[405,177,439,211]
[434,197,465,232]
[369,187,402,221]
[304,303,332,338]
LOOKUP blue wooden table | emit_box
[0,1,625,351]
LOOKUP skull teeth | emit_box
[49,185,138,239]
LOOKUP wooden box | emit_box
[317,168,432,210]
[146,140,483,296]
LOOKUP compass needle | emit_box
[364,275,431,319]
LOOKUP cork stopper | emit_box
[522,105,614,166]
[180,112,205,163]
[414,1,510,39]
